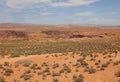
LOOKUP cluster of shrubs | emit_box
[3,68,14,76]
[113,61,120,66]
[52,63,59,69]
[84,67,96,74]
[72,63,81,68]
[72,74,84,82]
[99,61,110,71]
[41,62,48,67]
[59,64,72,74]
[20,72,33,81]
[0,50,119,82]
[52,71,61,77]
[77,58,88,67]
[30,64,41,70]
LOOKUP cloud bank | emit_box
[75,12,94,16]
[6,0,100,9]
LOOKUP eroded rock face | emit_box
[0,30,28,39]
[41,30,104,39]
[70,34,85,38]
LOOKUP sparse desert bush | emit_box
[4,62,10,66]
[42,74,46,80]
[90,58,96,61]
[59,69,64,73]
[73,74,84,82]
[52,71,61,77]
[0,76,5,82]
[43,68,50,73]
[30,64,41,70]
[41,62,48,67]
[3,68,14,76]
[30,64,37,69]
[20,73,33,81]
[77,58,84,62]
[113,61,120,66]
[53,78,59,82]
[103,52,108,55]
[107,54,112,58]
[95,62,99,65]
[77,58,88,67]
[103,57,106,59]
[98,60,101,63]
[52,63,59,69]
[37,71,43,75]
[109,59,112,62]
[46,72,51,76]
[13,79,20,82]
[72,63,81,68]
[100,67,105,71]
[76,69,79,72]
[25,70,31,74]
[96,66,100,68]
[73,75,77,80]
[101,61,110,68]
[86,67,96,74]
[63,65,72,73]
[0,64,3,69]
[81,61,88,67]
[115,70,120,77]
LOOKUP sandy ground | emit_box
[0,52,120,82]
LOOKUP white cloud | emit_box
[41,12,53,15]
[87,17,120,25]
[75,11,94,16]
[51,0,100,7]
[6,0,51,9]
[6,0,100,9]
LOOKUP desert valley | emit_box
[0,23,120,82]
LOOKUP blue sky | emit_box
[0,0,120,25]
